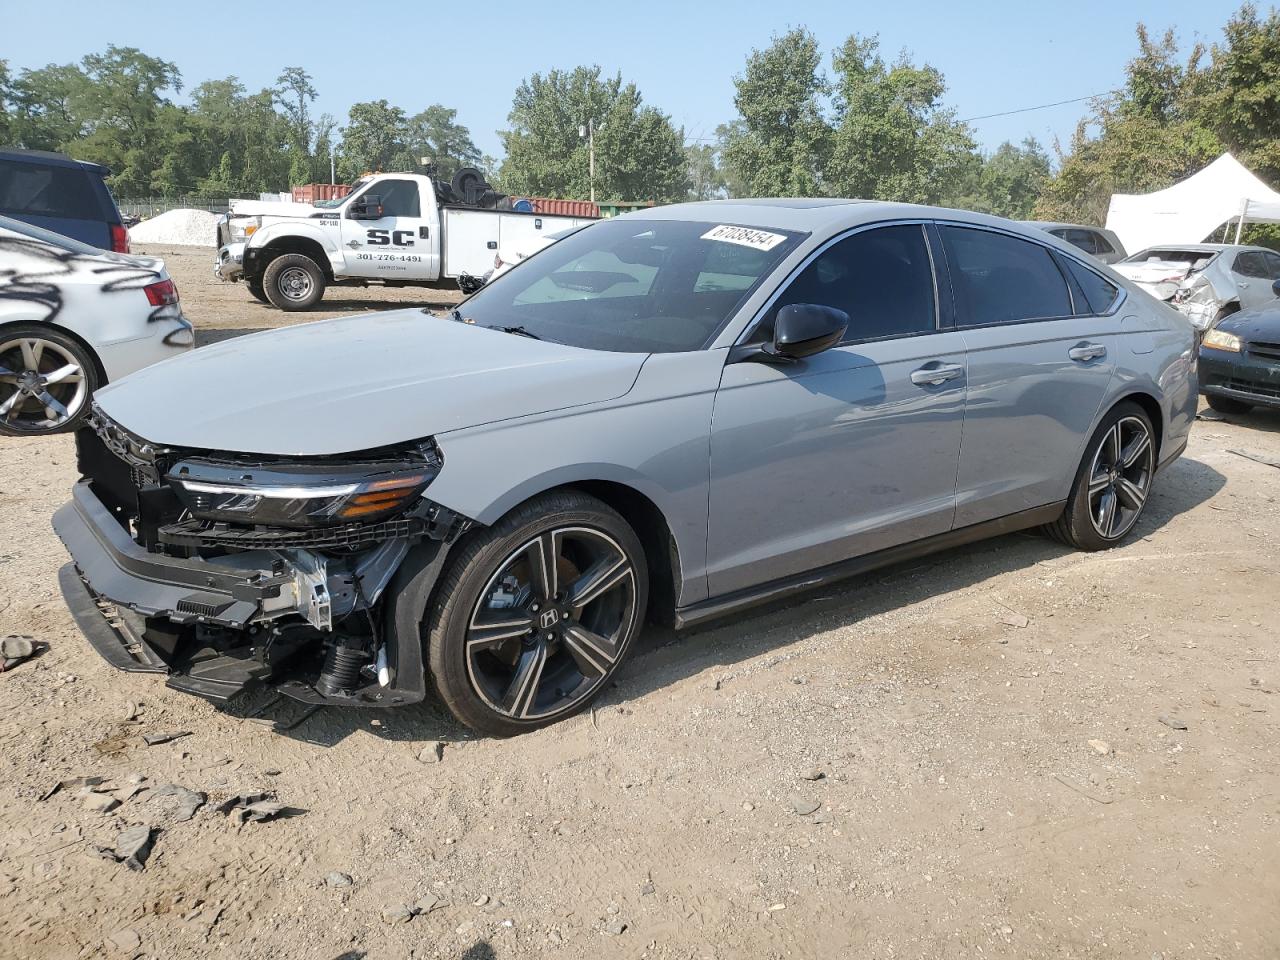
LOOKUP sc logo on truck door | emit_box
[365,229,415,247]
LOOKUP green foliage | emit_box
[827,35,975,203]
[944,138,1052,219]
[1038,5,1280,229]
[685,142,727,201]
[720,28,830,197]
[338,100,414,181]
[499,65,688,202]
[406,104,483,181]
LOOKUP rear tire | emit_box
[0,325,100,437]
[262,253,325,311]
[426,490,648,737]
[1206,394,1252,415]
[1044,401,1156,551]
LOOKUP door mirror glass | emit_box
[348,195,383,220]
[773,303,848,359]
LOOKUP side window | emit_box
[941,226,1073,326]
[1063,229,1100,255]
[1234,251,1271,279]
[1093,231,1116,255]
[1064,258,1119,315]
[758,224,936,343]
[1263,252,1280,278]
[358,179,420,218]
[0,160,100,220]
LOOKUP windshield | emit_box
[457,218,804,353]
[314,178,370,208]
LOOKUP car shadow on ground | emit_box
[1204,405,1280,436]
[239,455,1224,749]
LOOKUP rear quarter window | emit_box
[1064,258,1120,315]
[0,159,104,220]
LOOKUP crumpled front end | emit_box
[53,408,470,707]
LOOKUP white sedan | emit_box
[0,214,193,436]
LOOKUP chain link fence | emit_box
[116,195,266,220]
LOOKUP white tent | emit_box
[1105,153,1280,254]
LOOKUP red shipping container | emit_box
[529,197,600,218]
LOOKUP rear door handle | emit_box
[1069,343,1107,362]
[910,363,964,386]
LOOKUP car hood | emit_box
[94,310,648,456]
[1215,302,1280,339]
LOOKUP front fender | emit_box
[425,350,726,606]
[247,220,344,274]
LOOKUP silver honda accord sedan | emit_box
[52,200,1197,735]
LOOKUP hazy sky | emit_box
[1,0,1243,161]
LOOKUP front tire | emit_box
[426,491,648,737]
[246,276,270,303]
[1206,394,1252,415]
[1045,401,1156,550]
[0,326,99,437]
[262,253,326,311]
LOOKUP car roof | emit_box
[1019,220,1110,233]
[0,147,111,176]
[623,199,1061,238]
[1135,243,1268,253]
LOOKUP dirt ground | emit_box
[0,245,1277,960]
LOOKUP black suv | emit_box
[0,148,129,253]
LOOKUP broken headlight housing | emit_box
[1201,328,1241,353]
[167,446,441,529]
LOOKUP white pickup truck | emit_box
[214,171,596,310]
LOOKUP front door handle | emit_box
[910,363,964,387]
[1069,342,1107,362]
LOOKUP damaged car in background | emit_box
[54,202,1196,737]
[1114,243,1280,331]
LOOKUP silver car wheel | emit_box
[1086,416,1153,540]
[465,526,637,721]
[0,337,88,433]
[277,266,314,301]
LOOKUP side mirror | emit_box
[1272,278,1280,299]
[771,303,849,359]
[348,195,384,220]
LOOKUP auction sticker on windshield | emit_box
[701,224,787,251]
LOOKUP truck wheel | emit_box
[246,277,270,304]
[426,490,648,737]
[262,254,325,311]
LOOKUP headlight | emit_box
[167,448,441,528]
[228,217,261,241]
[1201,328,1241,352]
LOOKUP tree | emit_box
[685,142,727,200]
[1036,21,1223,224]
[720,28,830,197]
[338,99,412,180]
[499,65,688,202]
[68,46,183,195]
[405,104,482,180]
[944,138,1051,218]
[826,35,976,203]
[276,67,318,184]
[9,63,90,151]
[1200,4,1280,181]
[0,61,13,145]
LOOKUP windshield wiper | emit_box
[487,324,542,340]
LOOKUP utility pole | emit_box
[580,120,596,203]
[330,153,336,185]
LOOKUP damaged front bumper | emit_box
[214,242,245,281]
[53,479,458,707]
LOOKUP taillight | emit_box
[144,278,179,306]
[110,223,130,254]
